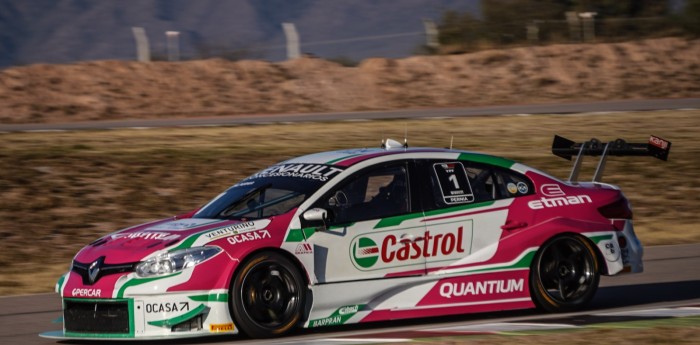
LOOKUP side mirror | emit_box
[303,208,328,222]
[301,208,329,233]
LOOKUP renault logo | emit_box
[88,256,105,284]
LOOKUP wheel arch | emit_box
[529,231,602,312]
[227,246,314,327]
[535,232,605,275]
[230,247,311,286]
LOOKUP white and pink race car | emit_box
[42,135,671,340]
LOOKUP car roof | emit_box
[281,147,517,169]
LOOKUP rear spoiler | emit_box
[552,135,671,182]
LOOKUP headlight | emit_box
[135,246,222,278]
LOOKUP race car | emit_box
[41,135,671,340]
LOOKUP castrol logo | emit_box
[351,225,470,270]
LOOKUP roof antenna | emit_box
[381,131,386,149]
[450,136,454,149]
[403,123,408,149]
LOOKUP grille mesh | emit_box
[64,300,130,334]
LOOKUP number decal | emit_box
[432,162,474,204]
[448,174,460,189]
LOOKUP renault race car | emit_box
[42,135,671,340]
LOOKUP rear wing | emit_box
[552,135,671,182]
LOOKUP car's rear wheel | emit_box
[230,252,305,338]
[530,234,600,312]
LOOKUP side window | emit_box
[494,169,533,198]
[425,160,532,210]
[465,166,498,203]
[319,164,410,225]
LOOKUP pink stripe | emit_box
[360,299,534,323]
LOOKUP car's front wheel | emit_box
[530,234,600,312]
[230,251,306,338]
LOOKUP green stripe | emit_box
[147,304,207,328]
[459,249,536,274]
[188,293,229,303]
[308,304,366,328]
[285,227,317,242]
[116,272,182,298]
[56,274,66,292]
[373,211,426,229]
[588,234,614,243]
[424,200,496,218]
[458,153,515,169]
[374,201,496,229]
[168,234,202,252]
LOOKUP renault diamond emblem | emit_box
[88,256,105,284]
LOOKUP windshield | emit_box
[194,163,343,220]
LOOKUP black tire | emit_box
[530,234,600,312]
[230,252,306,338]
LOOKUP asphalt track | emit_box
[1,98,699,132]
[1,244,698,345]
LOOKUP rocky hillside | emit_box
[1,37,699,124]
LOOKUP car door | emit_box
[306,161,428,284]
[417,159,524,274]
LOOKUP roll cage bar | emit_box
[552,135,671,182]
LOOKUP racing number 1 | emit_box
[448,174,460,189]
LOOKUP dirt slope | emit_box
[1,37,699,124]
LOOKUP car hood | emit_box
[74,218,268,264]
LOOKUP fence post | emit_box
[527,21,540,43]
[423,19,440,50]
[282,23,300,60]
[166,31,180,61]
[579,12,597,42]
[565,12,581,42]
[131,27,151,62]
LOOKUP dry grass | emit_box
[0,110,699,296]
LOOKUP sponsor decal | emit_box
[338,305,360,315]
[247,164,344,182]
[145,302,190,313]
[311,315,342,327]
[205,221,256,240]
[210,323,234,332]
[147,219,218,231]
[295,243,313,255]
[540,184,565,197]
[111,232,180,241]
[309,305,363,328]
[439,278,525,299]
[72,288,101,297]
[352,238,379,268]
[516,182,529,194]
[528,195,592,210]
[433,162,475,205]
[507,183,518,194]
[226,230,271,245]
[649,135,669,149]
[351,227,466,269]
[601,240,621,262]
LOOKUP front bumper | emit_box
[40,291,236,340]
